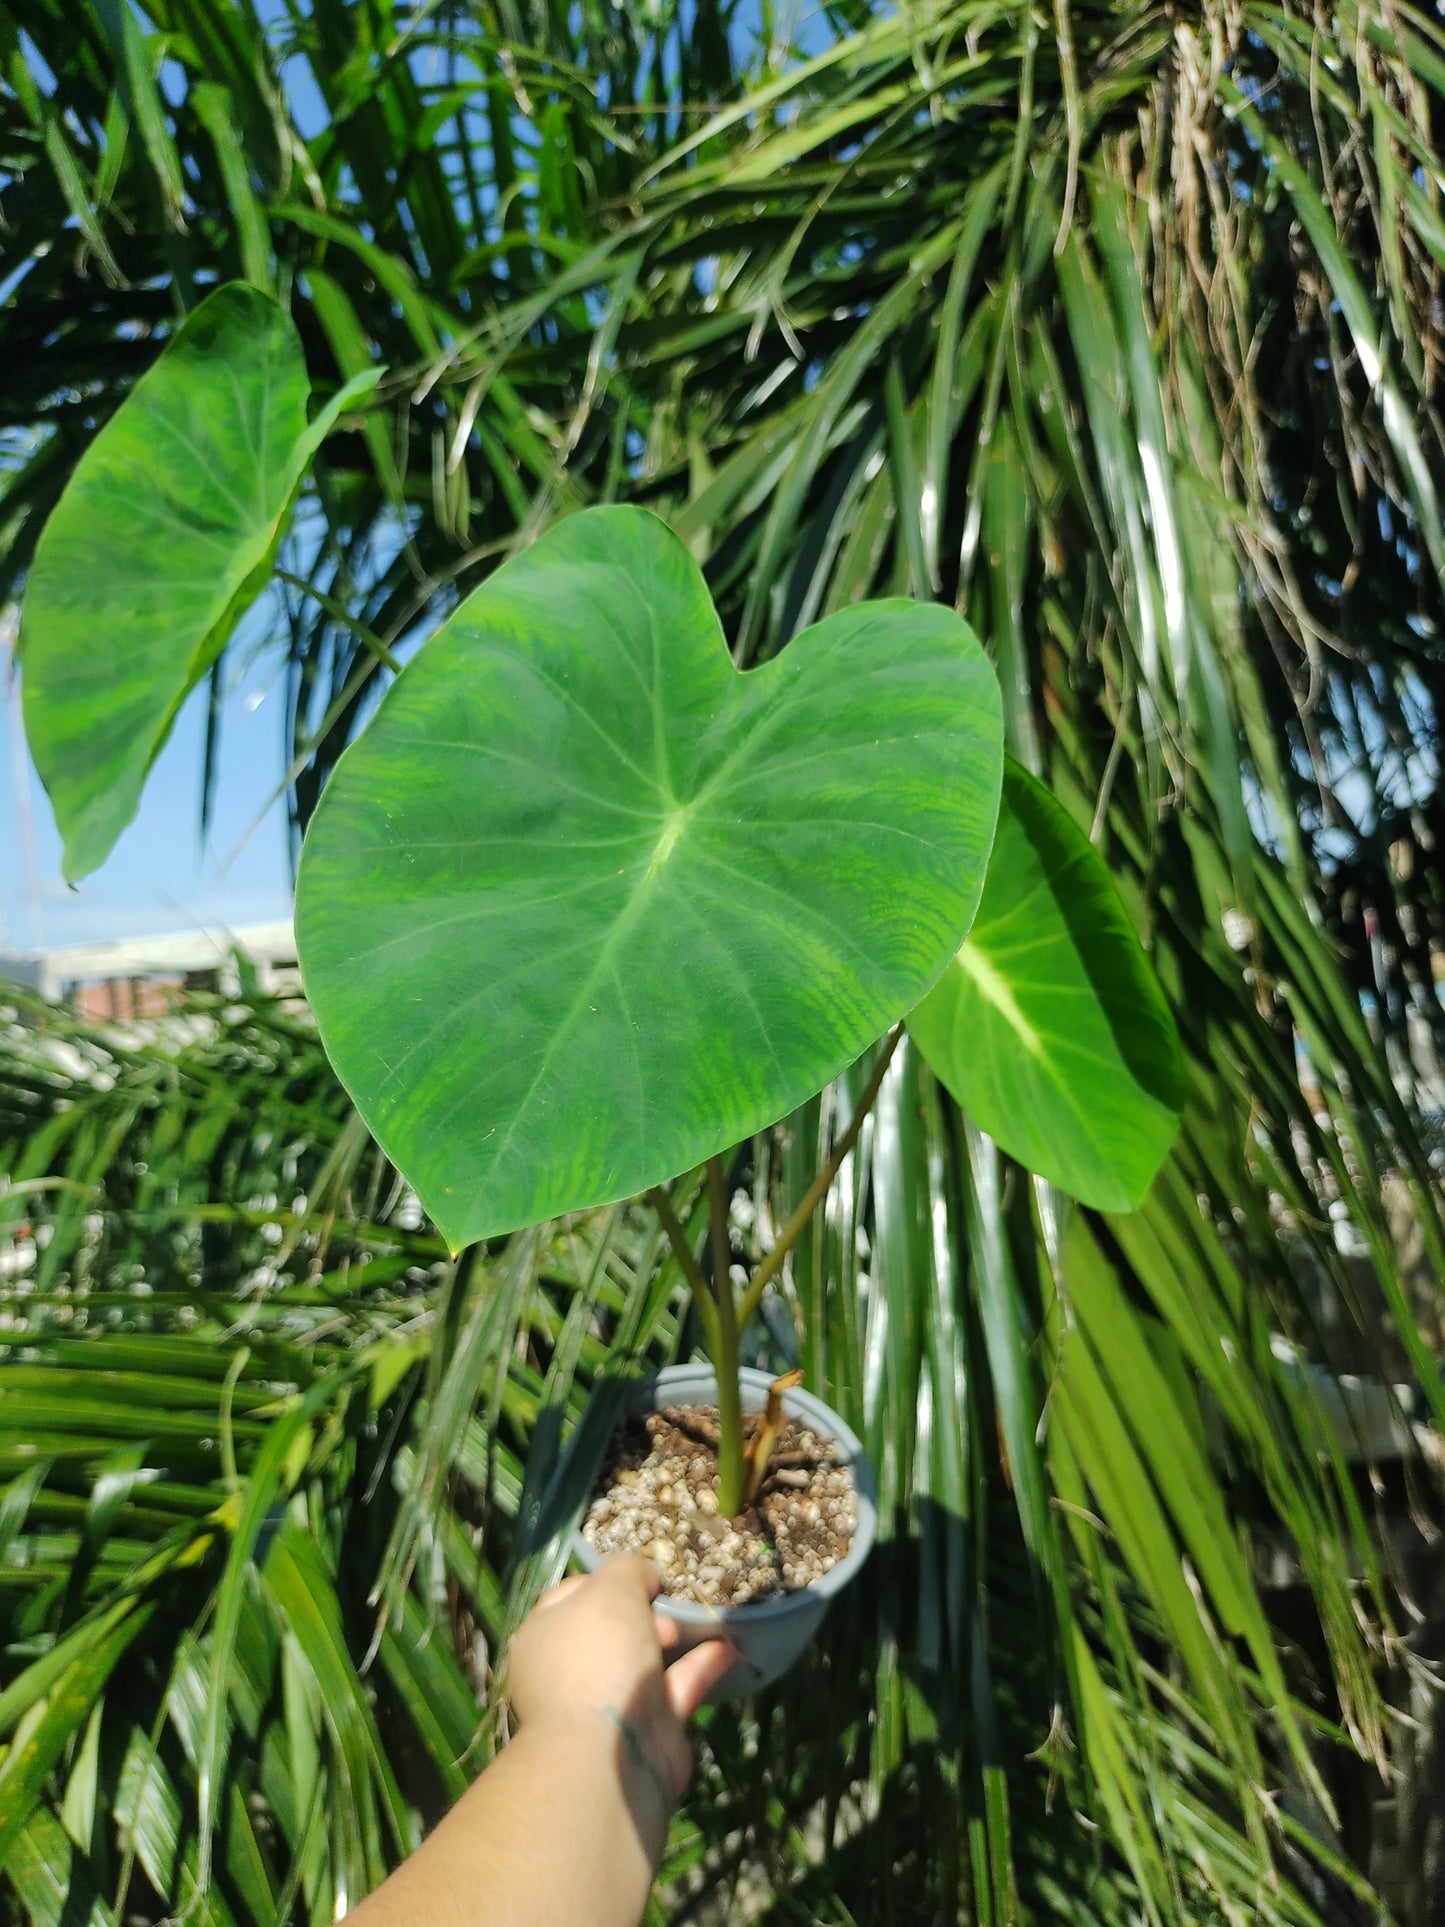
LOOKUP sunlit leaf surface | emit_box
[297,506,1002,1249]
[19,285,375,880]
[910,762,1185,1210]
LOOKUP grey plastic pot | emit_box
[573,1364,878,1699]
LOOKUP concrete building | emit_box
[0,918,300,1017]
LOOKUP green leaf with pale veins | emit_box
[19,283,380,881]
[909,761,1185,1211]
[296,505,1003,1251]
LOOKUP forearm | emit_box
[344,1711,669,1927]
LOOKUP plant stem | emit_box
[706,1155,747,1518]
[645,1183,721,1358]
[651,1032,905,1516]
[735,1024,905,1332]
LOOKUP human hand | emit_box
[506,1553,735,1808]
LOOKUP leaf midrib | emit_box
[459,830,681,1226]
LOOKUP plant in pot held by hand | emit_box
[290,502,1004,1688]
[17,285,1186,1697]
[290,506,1186,1691]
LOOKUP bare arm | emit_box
[344,1556,734,1927]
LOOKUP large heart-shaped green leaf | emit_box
[19,283,379,881]
[908,762,1186,1211]
[296,506,1003,1251]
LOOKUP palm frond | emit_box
[6,1,1445,1919]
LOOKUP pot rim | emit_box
[573,1362,878,1627]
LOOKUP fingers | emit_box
[594,1551,663,1604]
[541,1555,661,1618]
[533,1573,587,1613]
[664,1638,738,1719]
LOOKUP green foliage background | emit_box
[4,0,1445,1920]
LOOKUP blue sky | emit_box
[2,636,294,954]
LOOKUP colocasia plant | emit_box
[19,285,1186,1526]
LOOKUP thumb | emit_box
[664,1639,740,1718]
[533,1574,587,1614]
